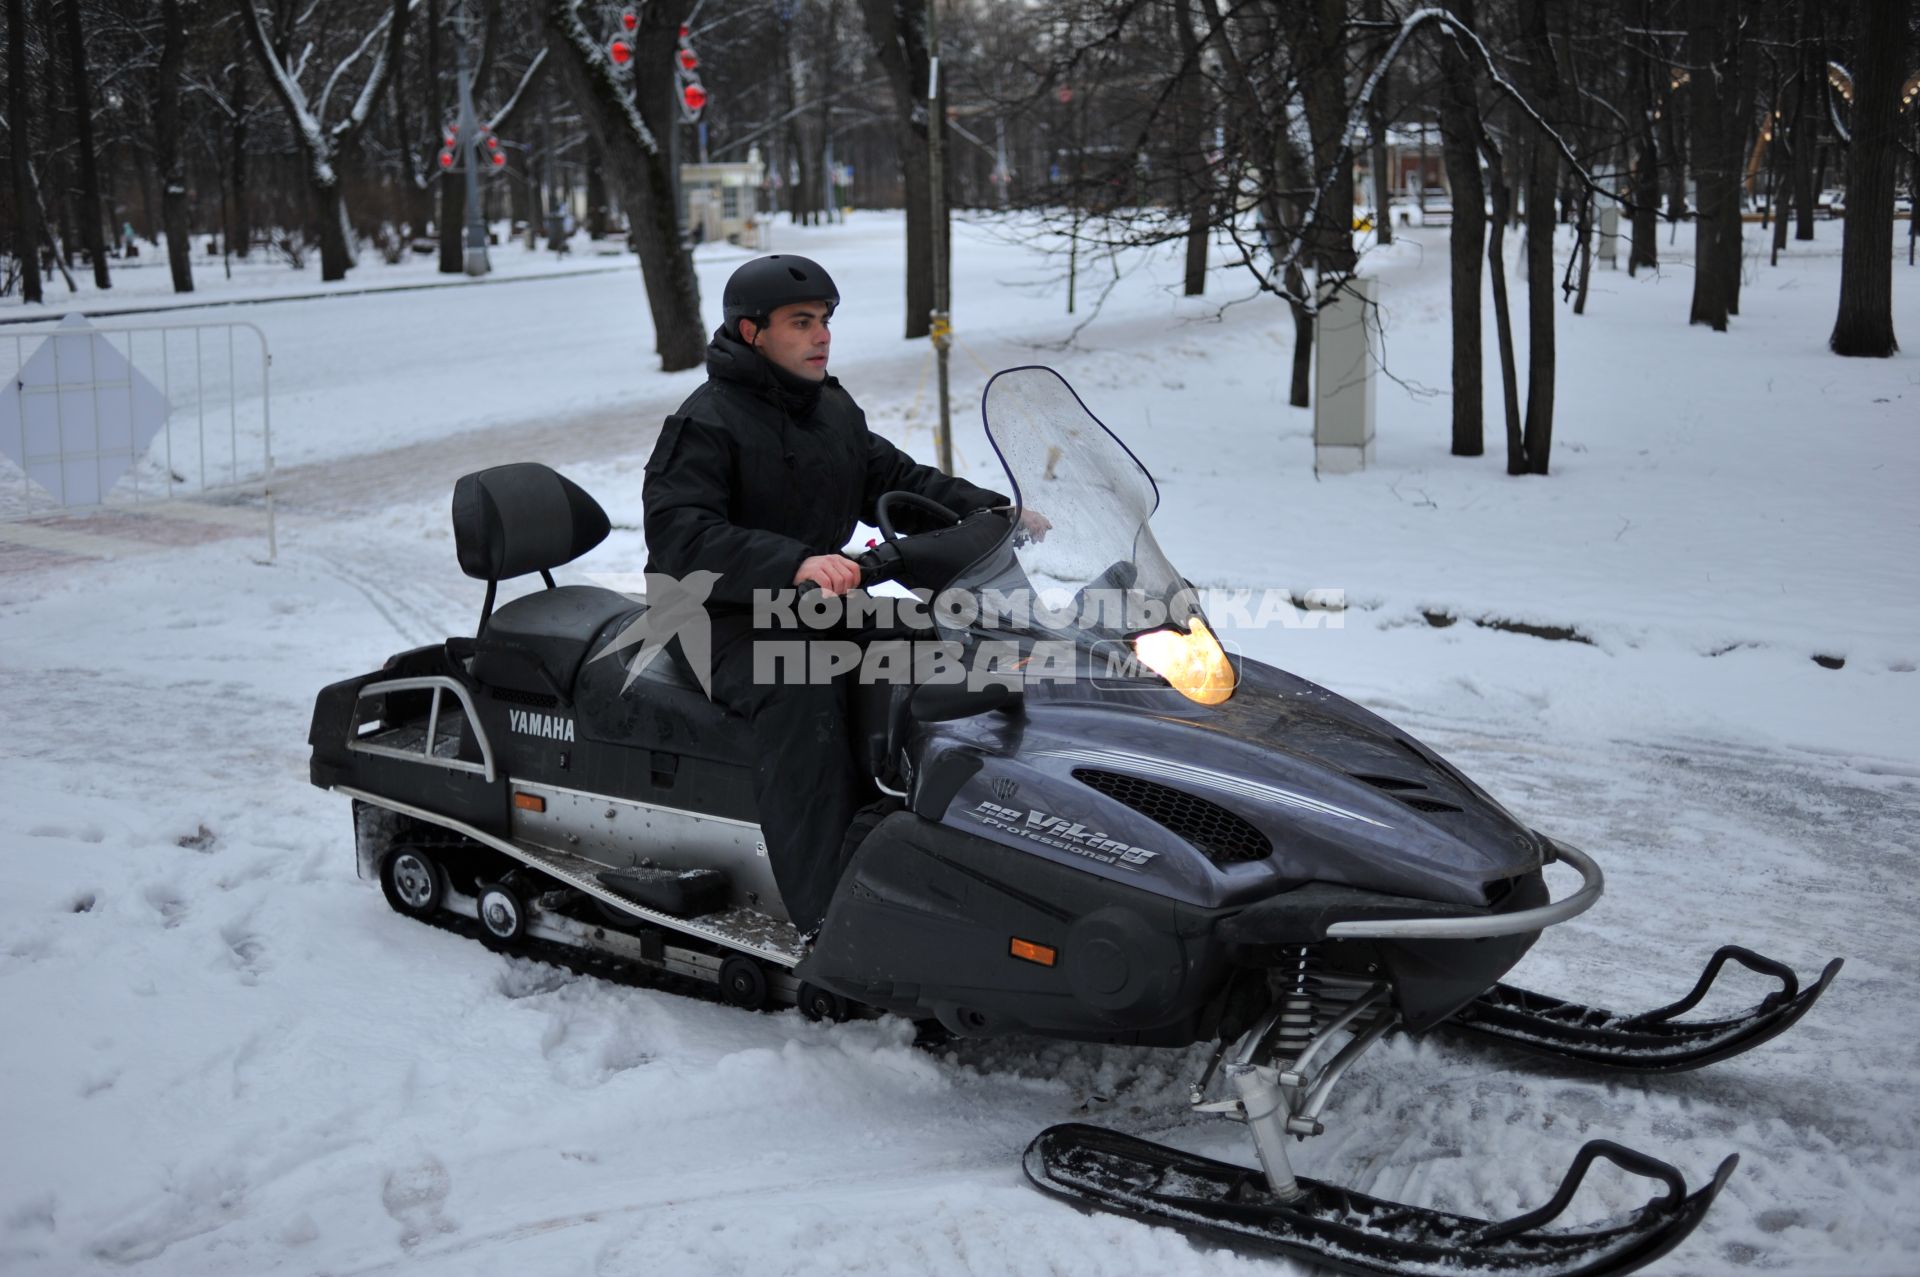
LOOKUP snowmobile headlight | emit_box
[1131,618,1235,706]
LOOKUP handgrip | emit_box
[1475,1139,1691,1243]
[1624,945,1799,1026]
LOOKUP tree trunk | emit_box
[1792,0,1818,242]
[61,0,109,288]
[1520,1,1559,475]
[1686,0,1730,330]
[1480,122,1523,474]
[1439,0,1485,455]
[315,180,352,281]
[1275,135,1314,408]
[1829,0,1906,356]
[1572,188,1595,314]
[1722,29,1756,316]
[586,141,607,238]
[232,38,252,258]
[156,0,194,293]
[440,171,465,273]
[1364,0,1393,246]
[7,0,42,302]
[1175,0,1210,293]
[859,0,942,338]
[536,0,704,370]
[1661,72,1687,223]
[1626,0,1658,274]
[1300,0,1358,277]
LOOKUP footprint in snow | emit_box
[381,1156,457,1249]
[144,884,188,928]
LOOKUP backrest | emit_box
[451,463,610,583]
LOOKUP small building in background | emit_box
[680,148,768,248]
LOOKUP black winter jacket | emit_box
[642,328,1009,610]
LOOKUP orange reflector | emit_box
[1010,938,1056,967]
[513,792,546,813]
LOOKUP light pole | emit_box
[454,0,490,276]
[926,0,953,475]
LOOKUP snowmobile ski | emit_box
[1024,1123,1736,1277]
[1447,947,1844,1073]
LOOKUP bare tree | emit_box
[236,0,414,282]
[534,0,704,371]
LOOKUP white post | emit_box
[1598,205,1620,270]
[1313,277,1377,475]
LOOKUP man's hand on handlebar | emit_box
[796,554,862,597]
[1017,508,1053,542]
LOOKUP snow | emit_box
[2,210,1916,1276]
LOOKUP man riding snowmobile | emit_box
[641,254,1009,933]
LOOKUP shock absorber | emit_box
[1269,945,1326,1063]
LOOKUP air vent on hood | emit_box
[1072,769,1272,865]
[1399,796,1464,814]
[1352,773,1425,792]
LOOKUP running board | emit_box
[337,785,806,968]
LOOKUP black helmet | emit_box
[722,255,839,334]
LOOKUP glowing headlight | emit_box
[1131,618,1235,706]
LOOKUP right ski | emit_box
[1024,1123,1736,1277]
[1447,946,1843,1073]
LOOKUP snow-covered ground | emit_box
[1,211,1915,1277]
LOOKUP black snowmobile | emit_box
[309,365,1839,1277]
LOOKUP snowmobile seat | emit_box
[470,585,637,700]
[450,461,620,701]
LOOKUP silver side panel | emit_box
[335,785,805,967]
[505,779,784,918]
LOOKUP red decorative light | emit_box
[683,84,707,111]
[678,49,698,71]
[678,23,688,37]
[486,136,499,149]
[491,150,506,168]
[622,10,637,30]
[609,38,631,65]
[1055,85,1073,104]
[438,148,455,170]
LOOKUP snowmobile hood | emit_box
[968,656,1548,910]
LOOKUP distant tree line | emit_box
[4,1,1915,424]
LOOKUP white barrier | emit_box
[0,314,274,560]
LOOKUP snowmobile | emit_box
[309,365,1840,1277]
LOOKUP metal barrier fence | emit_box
[0,315,274,559]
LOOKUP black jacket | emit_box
[643,328,1008,609]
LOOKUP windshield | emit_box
[945,366,1208,654]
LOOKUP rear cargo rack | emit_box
[346,675,497,783]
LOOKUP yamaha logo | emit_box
[991,776,1019,801]
[508,708,575,742]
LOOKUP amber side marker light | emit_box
[1010,937,1057,967]
[513,792,546,813]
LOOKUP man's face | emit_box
[741,301,832,382]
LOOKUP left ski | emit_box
[1446,946,1843,1073]
[1024,1123,1735,1277]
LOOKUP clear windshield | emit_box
[946,366,1207,651]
